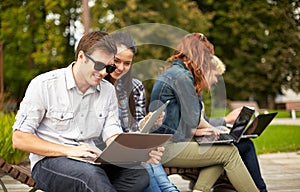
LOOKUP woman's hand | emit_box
[147,146,165,165]
[224,107,242,124]
[139,111,165,131]
[154,111,165,126]
[216,126,230,134]
[194,127,220,136]
[193,127,221,141]
[139,113,152,130]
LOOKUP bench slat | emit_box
[0,158,38,189]
[286,102,300,111]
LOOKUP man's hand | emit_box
[147,146,165,165]
[66,144,101,161]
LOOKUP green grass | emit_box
[209,109,300,119]
[268,109,300,118]
[252,125,300,154]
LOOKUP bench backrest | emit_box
[286,102,300,111]
[228,100,260,111]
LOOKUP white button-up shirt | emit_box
[13,64,123,169]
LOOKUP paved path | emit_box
[270,118,300,125]
[1,152,299,192]
[169,152,300,192]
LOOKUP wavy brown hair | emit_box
[167,33,215,96]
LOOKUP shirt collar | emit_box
[173,59,188,70]
[66,62,76,90]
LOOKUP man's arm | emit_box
[13,130,99,158]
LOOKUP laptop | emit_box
[241,112,278,139]
[68,133,172,165]
[140,100,170,133]
[195,106,255,144]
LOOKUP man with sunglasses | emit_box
[12,31,163,192]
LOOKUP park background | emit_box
[0,0,300,164]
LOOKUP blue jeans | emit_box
[143,163,179,192]
[235,139,268,192]
[32,157,149,192]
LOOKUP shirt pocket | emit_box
[95,109,108,128]
[47,110,74,131]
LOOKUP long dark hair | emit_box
[105,32,138,130]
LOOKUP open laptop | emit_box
[195,106,255,144]
[241,112,277,139]
[140,100,170,133]
[68,133,172,165]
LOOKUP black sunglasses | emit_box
[85,53,117,73]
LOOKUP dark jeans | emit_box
[235,139,267,192]
[32,157,149,192]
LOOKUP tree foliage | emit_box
[90,0,213,102]
[0,0,81,103]
[195,0,300,108]
[0,0,299,109]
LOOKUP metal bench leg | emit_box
[0,178,8,192]
[291,109,296,120]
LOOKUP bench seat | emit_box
[0,158,38,192]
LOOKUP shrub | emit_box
[0,93,17,113]
[0,112,28,164]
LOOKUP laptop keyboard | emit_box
[219,134,232,140]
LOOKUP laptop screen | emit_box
[230,106,255,140]
[245,112,277,135]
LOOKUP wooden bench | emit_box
[0,157,233,191]
[0,158,38,192]
[285,101,300,119]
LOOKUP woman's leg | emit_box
[143,163,162,192]
[235,139,267,192]
[194,165,224,191]
[162,141,259,192]
[144,163,179,192]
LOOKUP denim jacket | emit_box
[150,60,202,142]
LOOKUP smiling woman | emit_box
[97,31,180,192]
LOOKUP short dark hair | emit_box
[75,31,117,60]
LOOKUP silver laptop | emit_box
[140,100,170,133]
[241,112,277,139]
[68,133,172,165]
[195,106,255,144]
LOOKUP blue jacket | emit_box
[150,60,202,142]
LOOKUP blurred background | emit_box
[0,0,299,113]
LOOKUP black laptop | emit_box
[241,112,277,139]
[195,106,255,144]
